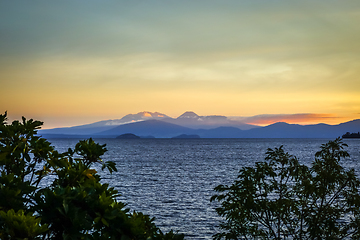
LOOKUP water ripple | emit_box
[50,138,360,239]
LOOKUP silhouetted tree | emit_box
[211,138,360,239]
[0,112,183,240]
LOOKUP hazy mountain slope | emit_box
[194,127,244,138]
[242,122,316,138]
[40,124,116,135]
[39,111,170,135]
[192,120,360,138]
[96,119,193,138]
[241,120,360,138]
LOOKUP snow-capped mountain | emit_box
[166,111,254,130]
[39,111,258,136]
[119,111,170,123]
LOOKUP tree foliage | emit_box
[211,138,360,240]
[0,112,183,240]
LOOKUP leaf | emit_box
[102,161,117,174]
[101,217,109,227]
[83,169,97,179]
[63,201,69,214]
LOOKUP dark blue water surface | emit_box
[49,138,360,239]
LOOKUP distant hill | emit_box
[342,132,360,138]
[239,120,360,138]
[196,119,360,138]
[172,134,201,139]
[116,133,141,139]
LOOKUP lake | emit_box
[49,138,360,239]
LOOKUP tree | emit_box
[0,112,183,240]
[211,138,360,239]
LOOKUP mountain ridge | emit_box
[39,117,360,139]
[40,111,258,135]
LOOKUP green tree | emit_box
[211,138,360,239]
[0,112,183,240]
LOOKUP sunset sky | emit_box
[1,1,360,128]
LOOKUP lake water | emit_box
[48,138,360,239]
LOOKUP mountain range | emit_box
[39,111,360,139]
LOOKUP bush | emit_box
[0,112,184,240]
[211,138,360,239]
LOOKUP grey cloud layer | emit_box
[1,0,359,60]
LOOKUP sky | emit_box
[1,0,360,129]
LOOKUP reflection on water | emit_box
[48,138,360,239]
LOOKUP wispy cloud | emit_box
[1,1,360,128]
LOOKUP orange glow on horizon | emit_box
[244,114,346,126]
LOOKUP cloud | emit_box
[1,0,359,60]
[1,1,360,128]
